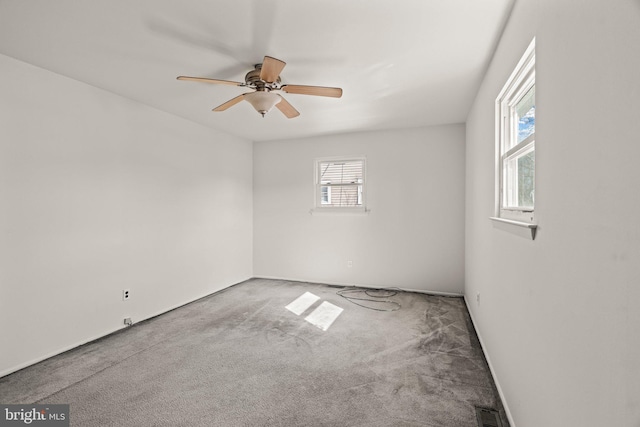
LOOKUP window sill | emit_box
[489,217,537,240]
[310,207,370,216]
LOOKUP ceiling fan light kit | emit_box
[244,91,281,117]
[177,56,342,119]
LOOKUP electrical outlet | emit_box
[124,317,133,326]
[476,292,480,304]
[347,260,353,268]
[123,289,130,301]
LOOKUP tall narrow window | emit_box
[496,38,535,223]
[315,158,365,209]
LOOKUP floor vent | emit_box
[475,407,503,427]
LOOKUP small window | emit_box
[496,38,535,223]
[315,158,365,209]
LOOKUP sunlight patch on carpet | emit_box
[304,301,343,331]
[286,293,344,331]
[285,292,320,315]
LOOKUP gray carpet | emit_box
[0,278,509,426]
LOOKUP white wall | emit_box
[465,1,640,426]
[0,54,253,376]
[254,125,465,294]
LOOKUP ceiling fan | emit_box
[177,56,342,118]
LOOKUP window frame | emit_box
[314,156,366,212]
[495,38,536,224]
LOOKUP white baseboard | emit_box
[0,326,123,378]
[0,277,251,378]
[463,296,516,427]
[1,275,461,378]
[252,275,464,297]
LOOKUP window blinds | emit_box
[318,160,363,207]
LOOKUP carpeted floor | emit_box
[0,278,509,426]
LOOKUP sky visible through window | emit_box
[513,84,535,207]
[518,106,535,142]
[517,85,535,143]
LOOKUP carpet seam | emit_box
[33,338,172,404]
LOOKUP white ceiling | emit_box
[0,0,513,142]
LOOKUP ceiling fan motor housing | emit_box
[245,65,281,90]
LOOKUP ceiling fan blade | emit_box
[260,56,286,83]
[177,76,244,86]
[212,94,246,112]
[281,85,343,98]
[275,95,300,119]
